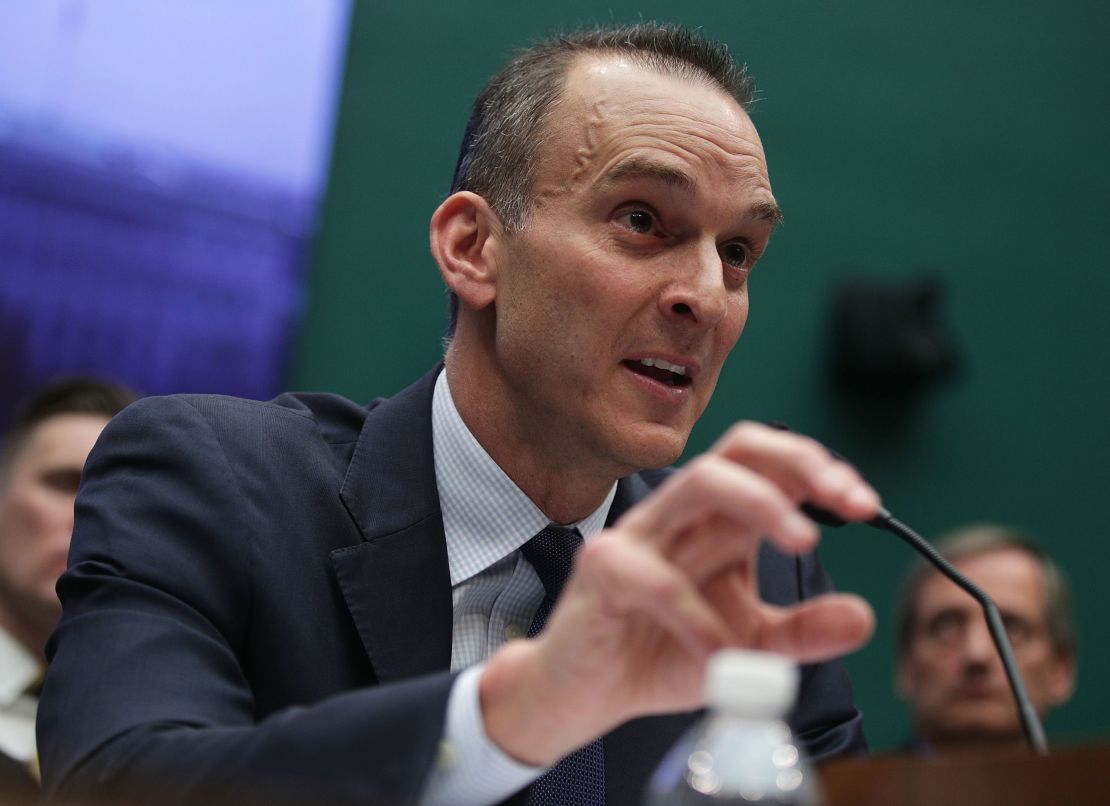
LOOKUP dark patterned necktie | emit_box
[520,525,606,806]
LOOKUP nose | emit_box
[658,242,729,329]
[962,618,999,669]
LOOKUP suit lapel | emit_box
[330,367,454,683]
[330,380,695,798]
[604,471,653,527]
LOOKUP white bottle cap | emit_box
[704,649,798,717]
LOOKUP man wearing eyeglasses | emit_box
[895,525,1077,754]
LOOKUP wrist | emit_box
[478,639,600,766]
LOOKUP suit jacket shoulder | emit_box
[40,369,456,804]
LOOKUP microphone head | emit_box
[801,502,850,528]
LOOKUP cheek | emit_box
[1018,650,1056,687]
[705,294,749,368]
[914,650,957,685]
[507,271,631,360]
[499,246,599,336]
[728,290,750,336]
[716,286,749,336]
[0,489,71,552]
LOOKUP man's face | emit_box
[486,56,779,478]
[0,413,108,640]
[897,548,1075,746]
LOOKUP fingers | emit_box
[668,515,759,586]
[710,422,881,522]
[617,423,880,564]
[572,537,733,657]
[576,538,874,667]
[756,593,875,663]
[538,420,878,710]
[619,453,820,557]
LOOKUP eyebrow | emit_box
[599,157,784,230]
[751,199,784,229]
[602,157,695,190]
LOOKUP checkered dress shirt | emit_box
[419,370,616,806]
[432,370,616,671]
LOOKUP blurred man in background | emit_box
[0,378,135,780]
[895,524,1077,754]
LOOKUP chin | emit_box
[610,427,688,472]
[939,712,1020,739]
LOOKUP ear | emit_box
[430,191,501,313]
[1047,649,1077,708]
[894,655,915,701]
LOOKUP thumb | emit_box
[757,594,874,664]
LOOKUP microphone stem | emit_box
[868,509,1049,755]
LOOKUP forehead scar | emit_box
[569,99,606,186]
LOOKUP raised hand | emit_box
[479,423,880,766]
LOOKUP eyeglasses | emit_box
[919,607,1044,650]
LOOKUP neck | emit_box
[444,342,619,524]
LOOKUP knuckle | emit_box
[796,433,828,457]
[784,436,834,477]
[576,536,611,572]
[677,455,717,489]
[644,571,682,604]
[727,420,764,443]
[748,484,785,520]
[576,535,632,584]
[784,432,827,462]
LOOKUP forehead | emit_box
[916,548,1048,617]
[12,413,109,470]
[534,54,771,199]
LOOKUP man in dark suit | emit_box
[39,24,881,805]
[0,377,135,795]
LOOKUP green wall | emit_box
[294,1,1110,750]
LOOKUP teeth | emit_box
[639,358,686,376]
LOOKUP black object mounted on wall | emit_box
[829,275,960,400]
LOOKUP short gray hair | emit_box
[445,22,755,336]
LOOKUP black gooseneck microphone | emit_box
[801,500,1049,755]
[766,421,1050,755]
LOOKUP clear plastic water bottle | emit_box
[644,649,819,805]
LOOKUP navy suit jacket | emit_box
[38,367,864,804]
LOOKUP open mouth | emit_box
[622,357,692,388]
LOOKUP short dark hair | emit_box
[445,22,756,336]
[895,524,1077,658]
[1,377,138,473]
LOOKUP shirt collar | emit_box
[0,627,41,706]
[432,369,616,586]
